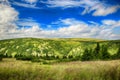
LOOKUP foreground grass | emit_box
[0,58,120,80]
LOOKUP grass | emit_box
[0,58,120,80]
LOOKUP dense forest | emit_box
[0,38,120,63]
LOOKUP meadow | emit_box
[0,38,120,80]
[0,58,120,80]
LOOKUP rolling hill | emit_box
[0,38,120,61]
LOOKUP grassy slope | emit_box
[0,38,120,57]
[0,58,120,80]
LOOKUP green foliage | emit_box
[116,46,120,58]
[0,38,120,62]
[81,48,93,61]
[100,45,110,60]
[15,55,33,61]
[31,58,41,62]
[93,42,100,59]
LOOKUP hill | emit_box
[0,38,120,62]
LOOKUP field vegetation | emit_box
[0,58,120,80]
[0,38,120,63]
[0,38,120,80]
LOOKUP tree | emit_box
[116,46,120,59]
[63,55,67,59]
[68,55,73,59]
[81,48,93,61]
[101,45,110,60]
[93,42,100,59]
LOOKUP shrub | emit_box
[68,55,73,59]
[31,58,40,62]
[16,56,33,61]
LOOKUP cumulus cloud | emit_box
[0,17,120,40]
[0,0,120,40]
[42,0,120,16]
[0,3,19,35]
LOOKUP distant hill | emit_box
[0,38,120,60]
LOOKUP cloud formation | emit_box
[4,0,120,16]
[0,0,120,40]
[42,0,120,16]
[1,16,120,40]
[0,3,18,36]
[24,0,38,4]
[12,2,39,9]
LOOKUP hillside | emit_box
[0,38,120,61]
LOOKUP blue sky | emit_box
[0,0,120,40]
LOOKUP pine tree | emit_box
[81,48,93,61]
[93,42,100,59]
[101,45,110,60]
[116,46,120,59]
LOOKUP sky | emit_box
[0,0,120,40]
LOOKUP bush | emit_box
[16,56,33,61]
[31,58,41,62]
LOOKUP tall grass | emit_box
[0,58,120,80]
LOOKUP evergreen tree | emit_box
[81,48,93,61]
[116,46,120,59]
[101,45,110,60]
[93,42,100,59]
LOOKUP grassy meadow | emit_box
[0,38,120,80]
[0,58,120,80]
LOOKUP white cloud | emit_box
[24,0,38,4]
[0,3,19,35]
[0,4,18,24]
[17,18,40,27]
[42,0,120,16]
[102,20,120,28]
[42,0,81,8]
[0,1,119,40]
[102,20,116,25]
[2,18,120,40]
[12,2,40,9]
[93,6,120,16]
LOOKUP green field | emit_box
[0,38,120,80]
[0,58,120,80]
